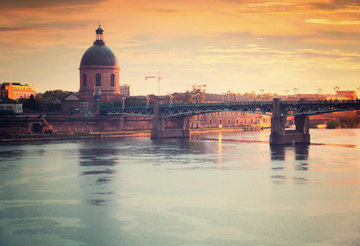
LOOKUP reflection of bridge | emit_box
[100,98,360,144]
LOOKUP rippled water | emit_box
[0,129,360,246]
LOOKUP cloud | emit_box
[309,0,360,10]
[0,0,104,10]
[306,19,360,25]
[0,27,32,32]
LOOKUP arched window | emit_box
[111,74,115,87]
[83,74,87,86]
[96,73,101,86]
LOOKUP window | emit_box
[111,74,115,87]
[96,73,101,86]
[83,74,87,86]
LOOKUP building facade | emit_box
[120,84,132,97]
[0,82,36,100]
[78,26,121,107]
[0,97,23,114]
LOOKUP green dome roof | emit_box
[80,44,118,67]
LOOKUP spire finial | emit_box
[99,21,101,28]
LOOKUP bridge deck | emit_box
[100,99,360,118]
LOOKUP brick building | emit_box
[78,25,121,108]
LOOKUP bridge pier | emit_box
[151,103,190,139]
[269,98,310,145]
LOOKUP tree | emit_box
[21,94,41,111]
[181,87,206,127]
[182,87,205,104]
[43,90,70,101]
[327,118,341,129]
[100,101,113,108]
[240,92,278,101]
[124,97,144,106]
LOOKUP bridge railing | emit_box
[281,99,359,105]
[160,101,273,108]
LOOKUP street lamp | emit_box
[169,95,174,105]
[146,96,150,107]
[284,89,289,101]
[334,86,339,99]
[122,97,126,109]
[251,91,256,101]
[260,89,264,101]
[226,90,231,103]
[317,88,322,100]
[357,87,359,100]
[293,88,298,100]
[195,93,201,104]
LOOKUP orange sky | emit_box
[1,0,360,95]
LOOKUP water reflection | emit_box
[270,144,309,161]
[78,140,119,206]
[1,130,360,245]
[270,145,309,185]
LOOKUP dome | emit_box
[80,44,118,67]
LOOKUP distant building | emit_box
[0,82,36,100]
[78,25,121,107]
[61,92,86,113]
[132,93,269,129]
[276,90,358,101]
[333,91,358,100]
[120,84,132,97]
[0,97,23,114]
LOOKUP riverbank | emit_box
[0,125,266,143]
[0,130,151,143]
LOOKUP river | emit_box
[0,129,359,246]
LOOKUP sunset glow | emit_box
[1,0,359,95]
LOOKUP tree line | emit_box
[19,90,70,112]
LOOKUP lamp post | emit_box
[169,95,174,106]
[334,86,339,99]
[284,89,289,101]
[260,89,264,101]
[195,93,201,104]
[146,96,150,108]
[357,87,360,100]
[293,88,298,100]
[226,90,231,103]
[122,97,126,109]
[317,88,322,100]
[195,93,201,128]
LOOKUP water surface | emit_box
[0,129,359,245]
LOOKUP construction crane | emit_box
[37,115,54,134]
[193,84,207,91]
[145,71,163,95]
